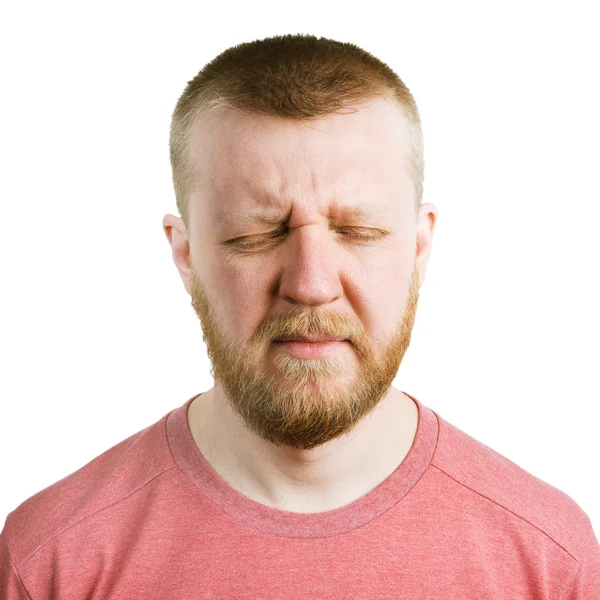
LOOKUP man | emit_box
[1,34,598,599]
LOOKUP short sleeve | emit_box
[0,535,32,600]
[560,517,600,600]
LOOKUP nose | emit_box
[277,225,344,306]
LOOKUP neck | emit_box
[187,385,419,513]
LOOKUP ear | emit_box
[162,213,193,296]
[415,202,439,286]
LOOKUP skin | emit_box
[162,96,438,513]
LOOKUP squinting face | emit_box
[185,97,423,451]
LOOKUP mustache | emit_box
[258,310,357,344]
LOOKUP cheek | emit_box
[354,254,414,335]
[209,260,267,339]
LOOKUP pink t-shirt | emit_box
[1,391,598,599]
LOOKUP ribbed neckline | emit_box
[166,390,439,539]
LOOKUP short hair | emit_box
[169,34,424,230]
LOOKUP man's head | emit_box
[163,34,437,451]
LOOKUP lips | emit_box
[274,335,346,342]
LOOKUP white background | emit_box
[1,1,598,532]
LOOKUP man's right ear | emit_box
[162,213,192,296]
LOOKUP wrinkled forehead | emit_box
[187,98,413,222]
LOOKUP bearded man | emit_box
[1,34,598,599]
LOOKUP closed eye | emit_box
[223,227,388,251]
[339,227,386,240]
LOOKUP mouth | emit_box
[272,336,347,358]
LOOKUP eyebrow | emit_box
[218,203,389,228]
[218,208,289,228]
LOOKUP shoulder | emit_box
[430,411,594,562]
[0,410,175,568]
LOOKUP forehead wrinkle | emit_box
[217,207,290,227]
[217,201,392,230]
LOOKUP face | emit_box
[167,97,435,451]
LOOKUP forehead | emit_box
[188,97,413,226]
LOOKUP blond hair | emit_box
[169,34,424,229]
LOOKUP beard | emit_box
[189,261,420,451]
